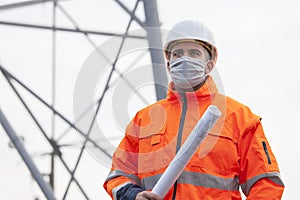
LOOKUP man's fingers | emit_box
[144,192,163,200]
[136,191,163,200]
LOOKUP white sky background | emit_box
[0,0,299,199]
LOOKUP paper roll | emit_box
[151,105,221,198]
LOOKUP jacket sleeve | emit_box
[103,117,144,200]
[238,120,284,199]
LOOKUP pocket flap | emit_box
[151,134,161,145]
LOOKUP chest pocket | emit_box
[189,128,239,176]
[138,128,177,173]
[150,134,161,145]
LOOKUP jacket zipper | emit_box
[171,93,188,200]
[262,141,272,164]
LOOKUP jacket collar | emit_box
[166,76,219,102]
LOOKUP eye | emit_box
[189,50,201,57]
[172,51,183,58]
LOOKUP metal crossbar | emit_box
[0,0,167,199]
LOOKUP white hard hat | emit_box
[164,20,218,65]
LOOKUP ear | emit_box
[205,60,214,73]
[167,61,170,72]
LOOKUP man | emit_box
[104,20,284,200]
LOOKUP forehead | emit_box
[171,41,205,51]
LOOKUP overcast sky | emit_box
[0,0,299,199]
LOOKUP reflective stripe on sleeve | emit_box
[142,173,162,190]
[241,171,284,196]
[179,171,239,190]
[106,169,141,186]
[142,171,239,191]
[112,181,132,200]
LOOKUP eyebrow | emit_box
[172,48,202,52]
[171,49,183,53]
[171,48,203,54]
[188,49,202,53]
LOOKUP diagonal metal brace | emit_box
[0,109,57,200]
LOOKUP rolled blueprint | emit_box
[151,105,222,198]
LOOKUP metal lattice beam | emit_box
[0,0,55,11]
[0,0,168,199]
[143,0,168,100]
[0,109,57,200]
[0,20,146,39]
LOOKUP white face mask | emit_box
[169,56,208,90]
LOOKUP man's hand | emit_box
[135,191,163,200]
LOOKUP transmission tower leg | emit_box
[0,109,56,200]
[143,0,168,100]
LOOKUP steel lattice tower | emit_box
[0,0,168,199]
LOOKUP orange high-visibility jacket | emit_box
[104,77,284,199]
